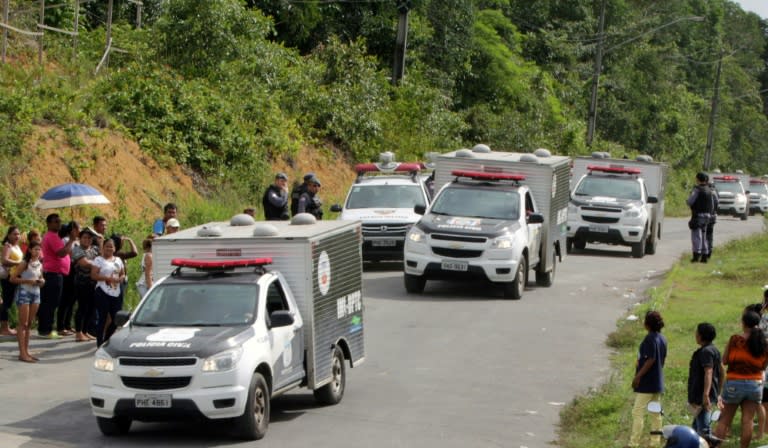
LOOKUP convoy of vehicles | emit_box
[331,152,431,261]
[89,215,364,440]
[567,153,668,258]
[402,146,570,299]
[711,174,749,220]
[749,178,768,215]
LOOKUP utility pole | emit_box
[703,52,723,171]
[586,0,606,147]
[392,1,410,85]
[1,0,9,64]
[73,0,79,59]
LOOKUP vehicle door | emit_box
[525,191,542,266]
[263,276,305,389]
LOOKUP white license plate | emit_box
[589,224,609,233]
[371,239,397,247]
[135,394,172,408]
[441,260,469,272]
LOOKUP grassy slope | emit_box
[559,226,768,448]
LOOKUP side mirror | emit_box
[115,310,131,327]
[330,204,342,213]
[647,196,658,204]
[745,190,751,195]
[527,213,545,224]
[269,310,295,328]
[414,204,426,215]
[646,401,662,414]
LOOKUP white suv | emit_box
[332,158,430,261]
[748,179,768,215]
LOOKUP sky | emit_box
[733,0,768,19]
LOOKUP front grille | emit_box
[719,199,734,205]
[432,247,483,258]
[120,357,197,367]
[361,223,410,236]
[430,233,486,244]
[582,216,620,224]
[121,376,192,390]
[582,206,621,213]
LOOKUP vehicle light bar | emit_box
[750,179,767,184]
[451,170,526,181]
[587,165,641,175]
[355,162,422,174]
[171,258,273,269]
[713,176,738,181]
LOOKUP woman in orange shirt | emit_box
[713,310,768,448]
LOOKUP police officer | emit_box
[705,183,719,262]
[262,173,289,220]
[297,176,323,219]
[291,172,315,217]
[686,172,714,263]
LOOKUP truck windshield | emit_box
[346,184,426,209]
[132,283,258,326]
[575,176,641,200]
[714,182,743,194]
[430,186,520,220]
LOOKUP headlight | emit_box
[736,194,746,203]
[407,226,426,243]
[568,203,578,215]
[93,349,115,372]
[624,206,641,218]
[491,236,513,249]
[202,347,243,372]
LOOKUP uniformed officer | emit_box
[705,183,719,262]
[262,173,290,220]
[291,173,315,217]
[686,172,714,262]
[297,176,323,219]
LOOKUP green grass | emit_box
[559,229,768,448]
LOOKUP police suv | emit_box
[89,216,364,440]
[748,178,768,215]
[712,175,748,220]
[331,152,431,261]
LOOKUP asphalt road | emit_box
[0,216,763,448]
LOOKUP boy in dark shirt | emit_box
[688,322,722,438]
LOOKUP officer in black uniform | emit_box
[297,176,323,219]
[705,183,719,262]
[290,172,315,217]
[262,173,289,220]
[686,172,714,262]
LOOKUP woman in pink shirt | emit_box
[38,214,77,339]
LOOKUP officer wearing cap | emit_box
[686,172,714,263]
[297,176,323,219]
[263,173,290,220]
[291,173,315,217]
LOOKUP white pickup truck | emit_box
[711,173,749,220]
[568,154,667,258]
[403,146,570,299]
[749,178,768,215]
[89,215,364,440]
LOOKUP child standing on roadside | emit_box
[627,310,668,448]
[687,322,722,438]
[10,241,45,363]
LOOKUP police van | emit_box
[403,145,570,299]
[89,215,364,440]
[331,152,431,261]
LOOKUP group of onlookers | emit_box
[627,291,768,448]
[0,203,176,362]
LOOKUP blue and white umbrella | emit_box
[34,183,110,209]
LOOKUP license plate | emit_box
[135,394,172,408]
[441,260,468,272]
[588,224,609,233]
[371,239,397,247]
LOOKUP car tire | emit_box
[314,346,346,405]
[645,229,657,255]
[631,236,646,258]
[566,237,573,254]
[741,213,748,221]
[404,273,426,293]
[503,256,526,300]
[96,416,132,436]
[234,373,270,440]
[573,238,586,250]
[535,248,556,287]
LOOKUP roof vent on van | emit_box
[252,223,279,237]
[712,169,722,173]
[533,148,551,158]
[455,149,475,158]
[472,144,491,153]
[735,169,744,174]
[197,225,223,237]
[291,213,317,225]
[636,155,654,163]
[424,151,440,170]
[230,213,256,226]
[520,153,538,163]
[590,151,604,159]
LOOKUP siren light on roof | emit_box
[587,165,641,175]
[713,175,738,181]
[451,170,526,181]
[355,162,422,174]
[171,258,272,269]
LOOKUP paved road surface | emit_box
[0,216,763,447]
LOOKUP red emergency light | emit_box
[451,170,526,181]
[355,162,422,174]
[713,175,738,182]
[171,258,273,269]
[750,179,766,184]
[587,165,641,175]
